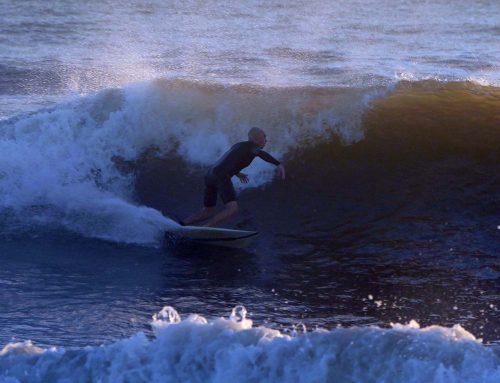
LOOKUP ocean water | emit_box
[0,0,499,382]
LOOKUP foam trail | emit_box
[0,306,499,383]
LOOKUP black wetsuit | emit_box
[204,141,280,207]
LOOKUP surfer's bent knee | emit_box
[225,200,238,213]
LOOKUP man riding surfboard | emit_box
[182,127,285,227]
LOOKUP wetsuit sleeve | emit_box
[257,150,281,166]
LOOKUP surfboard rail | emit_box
[165,225,259,248]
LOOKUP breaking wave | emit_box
[0,79,498,244]
[0,306,499,383]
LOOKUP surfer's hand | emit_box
[276,164,286,180]
[237,173,249,183]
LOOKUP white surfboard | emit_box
[166,225,259,248]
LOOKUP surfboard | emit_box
[166,225,259,248]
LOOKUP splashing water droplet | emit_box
[153,306,181,324]
[230,305,247,323]
[291,323,307,337]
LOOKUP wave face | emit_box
[0,79,498,244]
[0,306,499,383]
[358,81,500,160]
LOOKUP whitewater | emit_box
[1,306,499,383]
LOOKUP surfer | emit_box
[182,127,285,227]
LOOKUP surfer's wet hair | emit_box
[248,127,264,140]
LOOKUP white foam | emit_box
[0,306,499,383]
[466,77,499,87]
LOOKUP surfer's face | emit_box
[254,132,267,148]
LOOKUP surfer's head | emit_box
[248,127,267,148]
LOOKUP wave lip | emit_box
[341,80,500,161]
[1,306,499,383]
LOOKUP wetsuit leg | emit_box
[203,173,218,207]
[218,176,236,204]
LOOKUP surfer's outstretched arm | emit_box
[256,150,280,166]
[256,151,286,179]
[276,164,286,179]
